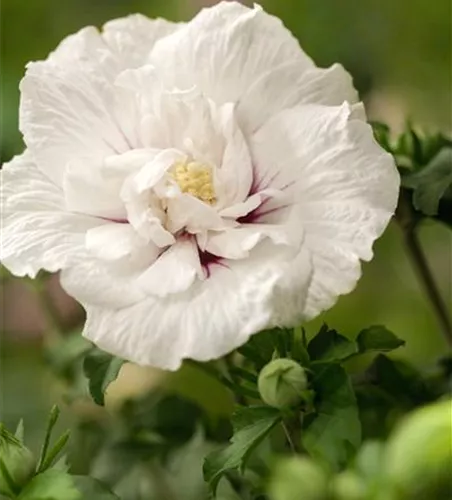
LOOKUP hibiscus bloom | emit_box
[1,2,399,369]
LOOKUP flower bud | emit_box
[258,358,308,409]
[0,425,36,496]
[268,456,329,500]
[331,471,367,500]
[384,399,452,500]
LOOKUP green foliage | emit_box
[302,364,361,470]
[0,426,36,497]
[308,325,358,362]
[372,123,452,227]
[0,407,117,500]
[204,406,281,494]
[83,349,125,406]
[403,147,452,216]
[17,470,81,500]
[356,326,405,353]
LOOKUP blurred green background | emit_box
[1,0,451,453]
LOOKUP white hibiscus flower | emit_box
[1,2,399,369]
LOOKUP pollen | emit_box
[171,160,216,205]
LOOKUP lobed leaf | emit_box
[203,406,281,495]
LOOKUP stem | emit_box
[396,191,452,345]
[281,421,296,454]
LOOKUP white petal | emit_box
[85,223,147,261]
[136,238,202,297]
[102,14,182,69]
[132,149,183,193]
[81,240,310,370]
[205,220,299,260]
[237,62,359,134]
[20,59,136,186]
[166,194,226,234]
[251,103,399,318]
[219,189,283,218]
[1,153,105,277]
[63,160,127,220]
[61,262,146,308]
[150,2,313,105]
[215,103,253,208]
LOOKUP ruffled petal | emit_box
[102,14,182,69]
[251,103,399,318]
[80,240,310,370]
[214,103,253,208]
[1,153,105,277]
[237,62,359,134]
[85,223,147,261]
[135,238,202,297]
[20,58,136,185]
[60,262,147,308]
[204,221,299,260]
[150,2,313,105]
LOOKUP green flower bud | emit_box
[258,358,308,409]
[0,425,36,496]
[384,399,452,500]
[268,457,329,500]
[331,471,367,500]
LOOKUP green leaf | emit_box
[356,326,405,353]
[308,325,358,363]
[18,469,80,500]
[371,122,391,152]
[403,147,452,216]
[40,431,70,472]
[83,349,125,406]
[238,330,277,370]
[72,476,120,499]
[37,406,60,472]
[204,406,281,495]
[302,364,361,470]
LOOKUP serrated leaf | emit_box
[403,147,452,216]
[302,364,361,470]
[203,406,281,495]
[308,325,358,363]
[83,349,125,406]
[72,476,120,499]
[18,469,80,500]
[356,326,405,353]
